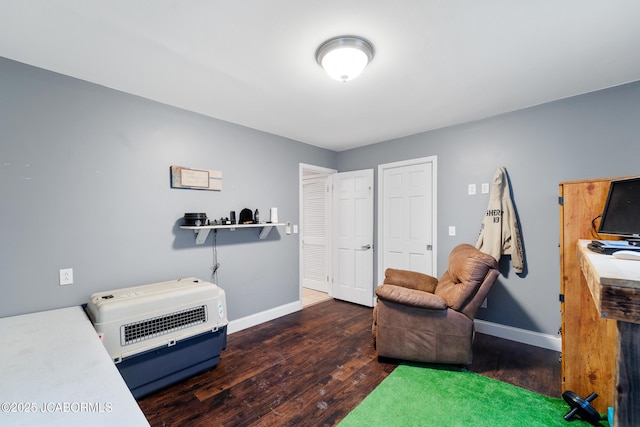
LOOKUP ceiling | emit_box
[1,1,640,152]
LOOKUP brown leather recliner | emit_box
[372,244,500,364]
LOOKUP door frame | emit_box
[377,156,438,285]
[299,163,336,302]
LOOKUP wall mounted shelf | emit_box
[181,223,286,244]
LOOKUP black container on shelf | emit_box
[183,213,208,226]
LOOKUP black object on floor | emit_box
[562,390,603,426]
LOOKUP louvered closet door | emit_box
[302,177,330,292]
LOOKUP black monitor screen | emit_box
[598,176,640,238]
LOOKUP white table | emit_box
[0,306,149,426]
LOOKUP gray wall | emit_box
[2,55,639,339]
[0,57,337,319]
[338,81,640,336]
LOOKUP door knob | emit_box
[361,244,371,250]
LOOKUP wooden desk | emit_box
[0,307,149,426]
[577,240,640,427]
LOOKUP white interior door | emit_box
[299,164,335,299]
[332,169,374,307]
[378,157,437,282]
[301,175,330,292]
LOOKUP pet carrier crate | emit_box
[85,277,227,399]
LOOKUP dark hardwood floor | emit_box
[138,299,561,427]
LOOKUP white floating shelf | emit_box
[181,223,286,244]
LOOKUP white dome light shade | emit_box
[316,36,374,82]
[321,47,368,81]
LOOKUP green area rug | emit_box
[338,364,609,427]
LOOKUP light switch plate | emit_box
[468,184,476,195]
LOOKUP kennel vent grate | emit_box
[121,305,207,345]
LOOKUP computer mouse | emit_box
[611,250,640,261]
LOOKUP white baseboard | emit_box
[227,301,303,335]
[474,319,562,352]
[227,303,561,353]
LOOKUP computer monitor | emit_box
[598,176,640,240]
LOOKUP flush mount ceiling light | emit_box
[316,36,374,82]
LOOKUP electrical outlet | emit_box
[468,184,476,195]
[481,183,490,194]
[59,268,73,286]
[448,226,456,236]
